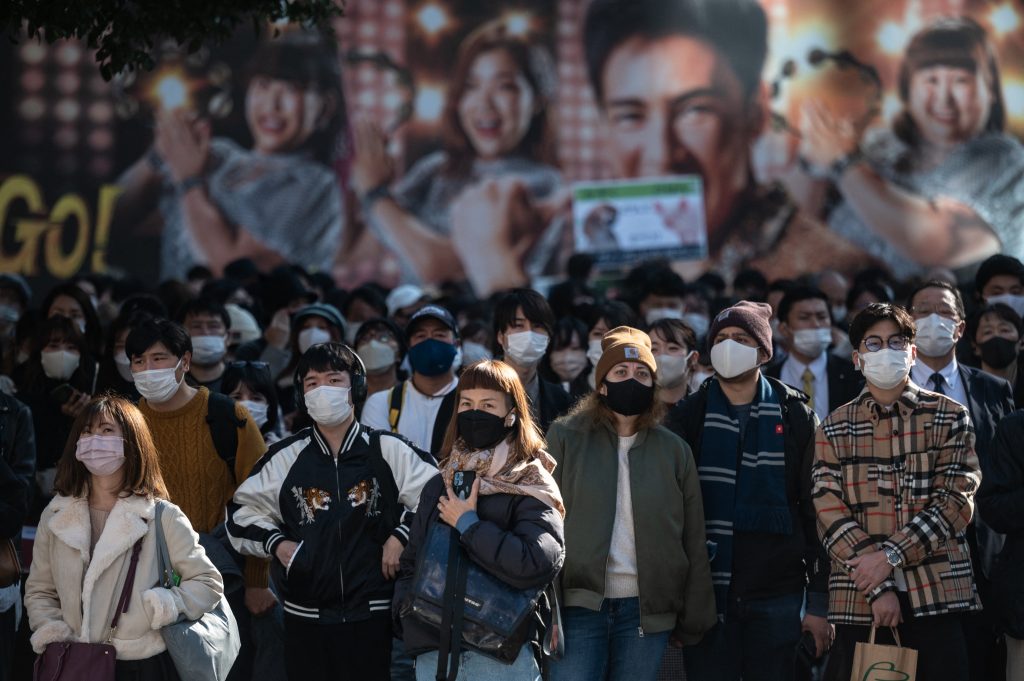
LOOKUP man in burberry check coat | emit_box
[812,303,981,681]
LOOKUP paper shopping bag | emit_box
[850,626,918,681]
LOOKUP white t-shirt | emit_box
[605,433,639,598]
[361,376,459,453]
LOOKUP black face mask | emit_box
[979,337,1019,370]
[601,378,655,416]
[457,409,512,451]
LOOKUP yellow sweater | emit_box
[139,387,269,587]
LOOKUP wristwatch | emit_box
[883,546,903,569]
[175,174,205,195]
[361,182,392,209]
[828,147,864,183]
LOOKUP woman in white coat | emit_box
[25,395,223,680]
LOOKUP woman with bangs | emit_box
[804,16,1024,277]
[546,326,715,681]
[395,360,565,681]
[25,395,222,680]
[13,316,100,514]
[352,19,562,288]
[114,31,346,279]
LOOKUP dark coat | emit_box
[665,375,829,614]
[766,354,863,414]
[977,410,1024,638]
[535,379,570,434]
[393,474,564,657]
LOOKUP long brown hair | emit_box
[439,360,547,466]
[441,20,557,176]
[53,394,169,500]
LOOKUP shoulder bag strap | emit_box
[388,382,406,433]
[107,536,144,641]
[435,525,469,681]
[153,501,178,588]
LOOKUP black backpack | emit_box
[206,391,246,481]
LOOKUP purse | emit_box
[409,522,546,678]
[34,537,144,681]
[849,626,918,681]
[153,501,240,681]
[0,537,21,587]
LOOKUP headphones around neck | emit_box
[293,342,368,414]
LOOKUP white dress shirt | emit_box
[780,351,830,420]
[911,357,968,410]
[361,376,459,452]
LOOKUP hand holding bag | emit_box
[153,501,240,681]
[850,625,918,681]
[33,538,144,681]
[0,537,21,587]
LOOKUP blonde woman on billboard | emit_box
[351,20,562,292]
[803,17,1023,279]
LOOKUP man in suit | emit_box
[768,286,862,421]
[908,279,1016,681]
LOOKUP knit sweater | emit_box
[606,434,639,598]
[139,387,269,587]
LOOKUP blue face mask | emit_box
[408,338,457,377]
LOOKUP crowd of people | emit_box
[0,248,1022,681]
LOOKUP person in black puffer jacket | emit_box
[394,360,565,681]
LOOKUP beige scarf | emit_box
[442,439,565,518]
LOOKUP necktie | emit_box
[802,367,815,407]
[930,372,946,395]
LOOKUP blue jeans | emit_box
[684,591,803,681]
[548,597,670,681]
[415,644,540,681]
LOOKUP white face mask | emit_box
[645,307,684,325]
[689,368,713,393]
[586,338,604,366]
[682,312,710,340]
[451,346,464,372]
[191,335,227,365]
[792,327,833,359]
[41,349,80,381]
[831,305,848,323]
[134,360,183,403]
[914,313,958,357]
[240,400,269,428]
[857,348,914,390]
[461,341,492,366]
[504,331,549,366]
[710,339,759,379]
[655,351,694,388]
[549,349,588,382]
[298,327,333,354]
[74,318,86,334]
[0,304,20,324]
[114,351,134,383]
[987,294,1024,318]
[304,385,352,427]
[357,340,397,373]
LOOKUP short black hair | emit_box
[342,284,388,320]
[584,0,768,104]
[968,303,1023,344]
[846,280,893,311]
[567,253,595,280]
[587,300,640,332]
[222,361,280,434]
[642,268,687,301]
[778,286,831,325]
[493,289,555,337]
[551,316,589,351]
[733,268,768,296]
[177,297,231,330]
[908,280,966,320]
[295,342,360,385]
[849,303,916,350]
[125,318,192,361]
[975,254,1024,293]
[119,294,168,320]
[353,317,407,359]
[648,317,697,351]
[186,265,213,282]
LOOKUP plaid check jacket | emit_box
[812,382,982,625]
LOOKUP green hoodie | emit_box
[546,411,717,642]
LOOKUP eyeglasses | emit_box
[226,360,272,379]
[860,335,910,352]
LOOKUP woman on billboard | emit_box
[351,19,562,288]
[802,17,1024,279]
[114,32,347,281]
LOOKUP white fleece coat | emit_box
[25,494,223,660]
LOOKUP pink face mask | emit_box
[75,435,126,477]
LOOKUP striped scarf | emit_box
[698,376,792,616]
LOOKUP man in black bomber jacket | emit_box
[227,343,436,681]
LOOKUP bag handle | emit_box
[435,525,469,681]
[868,624,903,648]
[108,537,144,640]
[153,501,179,588]
[542,577,565,659]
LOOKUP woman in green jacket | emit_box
[546,326,716,681]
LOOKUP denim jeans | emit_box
[392,637,416,681]
[415,644,540,681]
[684,591,803,681]
[548,597,670,681]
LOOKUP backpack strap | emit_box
[388,381,406,433]
[207,392,245,481]
[429,388,457,459]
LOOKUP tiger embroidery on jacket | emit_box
[347,478,382,517]
[292,486,332,526]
